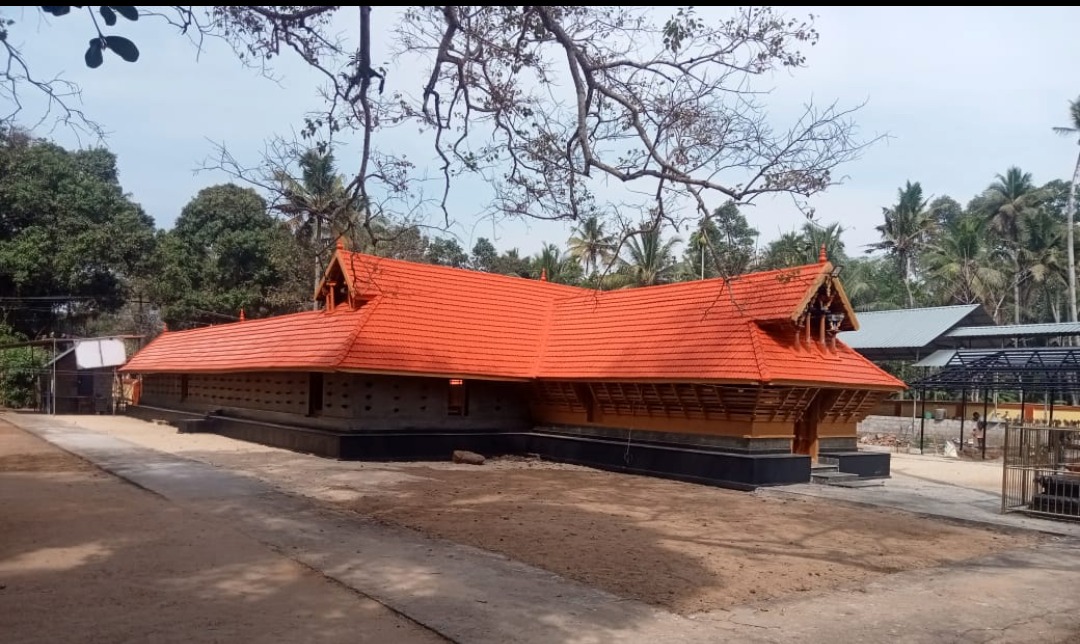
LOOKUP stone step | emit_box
[827,478,886,488]
[811,471,859,485]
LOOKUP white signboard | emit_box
[74,338,127,369]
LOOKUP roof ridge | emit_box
[530,296,559,377]
[747,322,772,383]
[334,302,377,369]
[340,250,588,294]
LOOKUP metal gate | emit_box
[1002,425,1080,519]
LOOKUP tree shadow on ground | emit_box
[0,425,444,644]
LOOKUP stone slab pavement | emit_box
[8,412,1080,644]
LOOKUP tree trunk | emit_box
[903,252,914,308]
[312,217,323,310]
[1013,256,1021,326]
[1067,148,1080,323]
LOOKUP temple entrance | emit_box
[793,397,820,460]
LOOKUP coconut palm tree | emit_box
[566,216,616,278]
[803,221,847,264]
[1019,209,1068,322]
[1053,96,1080,323]
[981,167,1042,324]
[273,149,366,302]
[533,242,582,285]
[620,226,681,287]
[924,216,1004,311]
[866,181,934,308]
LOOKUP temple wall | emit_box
[139,372,530,432]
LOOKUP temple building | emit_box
[122,245,904,488]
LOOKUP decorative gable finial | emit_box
[239,308,246,322]
[818,243,828,264]
[336,238,345,252]
[540,267,548,282]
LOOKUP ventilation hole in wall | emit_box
[393,408,400,413]
[366,381,374,388]
[420,406,426,411]
[495,406,502,411]
[393,396,400,401]
[364,405,372,412]
[420,395,427,401]
[365,394,372,400]
[393,384,399,390]
[341,404,349,410]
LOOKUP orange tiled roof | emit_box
[123,251,904,390]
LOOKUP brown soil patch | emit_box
[342,461,1037,615]
[0,421,442,643]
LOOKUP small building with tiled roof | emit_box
[123,245,905,488]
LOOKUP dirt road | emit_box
[0,420,443,644]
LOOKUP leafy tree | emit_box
[868,181,935,307]
[684,202,758,279]
[1019,209,1067,322]
[758,221,845,270]
[0,131,156,337]
[842,257,909,312]
[533,242,582,285]
[928,195,964,228]
[619,227,681,287]
[980,167,1042,324]
[470,237,499,272]
[273,148,365,297]
[1052,96,1080,323]
[923,216,1004,311]
[373,223,428,262]
[425,237,468,268]
[0,322,46,408]
[567,216,616,277]
[150,184,303,328]
[491,249,533,278]
[758,231,807,270]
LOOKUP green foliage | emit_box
[928,195,964,228]
[566,216,616,277]
[273,148,368,293]
[489,249,533,278]
[758,221,845,270]
[0,131,156,337]
[867,181,935,307]
[683,201,758,279]
[470,238,498,272]
[425,237,468,268]
[149,184,304,328]
[841,257,908,311]
[533,242,582,285]
[619,226,681,287]
[923,216,1004,308]
[0,323,45,409]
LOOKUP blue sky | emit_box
[9,6,1080,257]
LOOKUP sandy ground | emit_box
[887,450,1004,493]
[43,414,1041,617]
[0,420,444,644]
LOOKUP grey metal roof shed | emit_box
[839,304,995,361]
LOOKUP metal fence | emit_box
[1002,425,1080,520]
